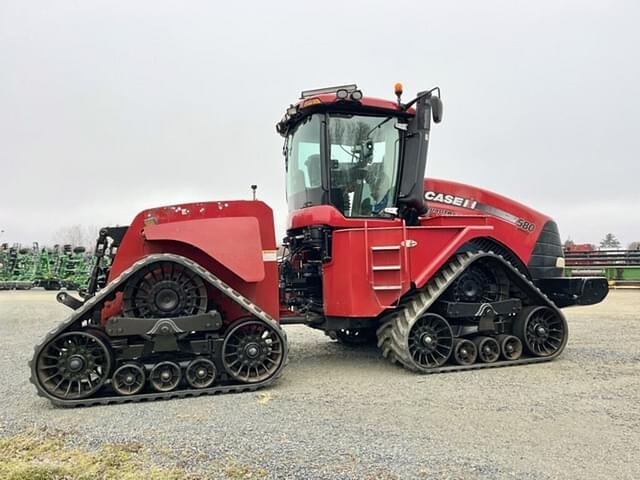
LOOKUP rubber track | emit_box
[28,253,288,407]
[376,251,568,373]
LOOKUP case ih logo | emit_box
[424,191,477,209]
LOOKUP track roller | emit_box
[497,334,523,360]
[185,358,217,389]
[112,363,146,396]
[452,338,477,365]
[149,361,182,392]
[473,336,500,363]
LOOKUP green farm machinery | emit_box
[0,243,36,290]
[0,243,94,290]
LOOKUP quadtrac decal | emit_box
[424,191,537,233]
[427,206,455,216]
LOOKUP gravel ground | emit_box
[0,289,639,479]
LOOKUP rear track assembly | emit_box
[29,254,288,407]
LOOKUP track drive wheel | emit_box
[122,261,208,318]
[514,306,568,357]
[447,262,509,303]
[222,319,286,384]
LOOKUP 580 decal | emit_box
[516,219,536,232]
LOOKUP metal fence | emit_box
[564,249,640,287]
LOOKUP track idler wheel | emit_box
[150,361,181,392]
[112,363,146,396]
[474,336,500,363]
[514,306,568,357]
[35,331,112,400]
[222,319,286,384]
[452,338,477,365]
[186,358,217,389]
[407,313,454,370]
[497,334,523,360]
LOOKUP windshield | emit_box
[286,115,324,212]
[328,113,400,217]
[285,113,401,217]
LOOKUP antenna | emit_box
[251,184,258,200]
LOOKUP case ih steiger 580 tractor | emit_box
[30,84,608,406]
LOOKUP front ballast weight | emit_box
[29,254,288,407]
[377,251,569,374]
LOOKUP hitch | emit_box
[56,291,85,310]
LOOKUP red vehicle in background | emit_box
[31,84,608,406]
[565,243,596,253]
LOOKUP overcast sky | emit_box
[1,0,639,247]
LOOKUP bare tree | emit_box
[599,233,621,249]
[628,241,640,250]
[52,225,99,249]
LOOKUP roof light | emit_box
[350,90,363,101]
[302,98,322,108]
[286,105,298,116]
[300,84,358,98]
[336,89,349,100]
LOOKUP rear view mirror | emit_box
[430,96,443,123]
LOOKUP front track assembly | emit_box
[377,251,568,373]
[29,254,288,407]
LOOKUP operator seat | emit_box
[290,167,306,195]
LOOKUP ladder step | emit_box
[372,265,401,271]
[372,285,403,291]
[371,245,400,251]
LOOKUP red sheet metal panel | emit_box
[144,217,265,283]
[323,224,494,317]
[424,178,551,264]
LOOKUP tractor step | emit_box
[372,265,401,271]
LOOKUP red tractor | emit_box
[30,84,608,406]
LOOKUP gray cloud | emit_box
[1,0,639,246]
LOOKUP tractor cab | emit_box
[277,84,442,226]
